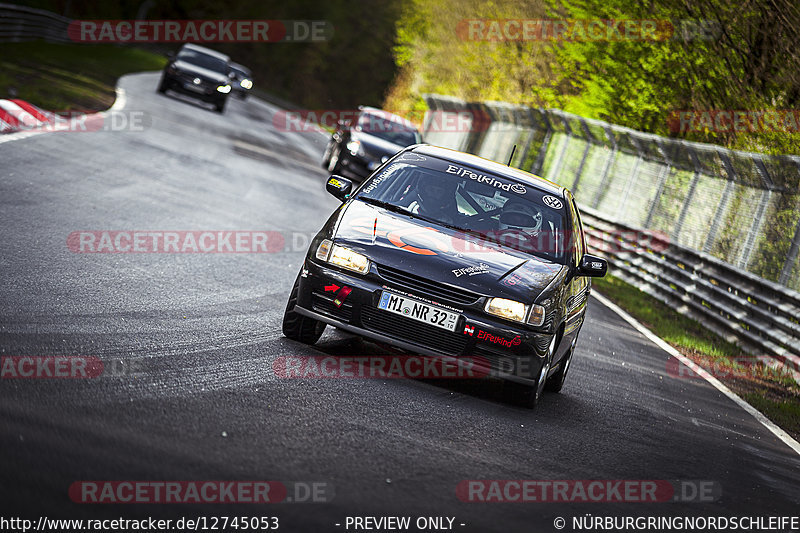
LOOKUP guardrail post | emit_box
[548,114,572,182]
[737,159,774,269]
[703,151,737,254]
[592,126,618,209]
[530,110,552,175]
[514,108,537,169]
[617,136,644,216]
[779,213,800,286]
[671,150,701,244]
[643,139,672,229]
[571,119,594,190]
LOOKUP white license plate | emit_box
[184,82,206,93]
[378,291,459,332]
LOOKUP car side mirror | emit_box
[326,175,352,202]
[166,51,175,60]
[577,254,608,277]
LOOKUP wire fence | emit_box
[422,94,800,293]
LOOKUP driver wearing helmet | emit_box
[496,201,543,252]
[407,177,460,225]
[498,201,543,234]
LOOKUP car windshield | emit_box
[357,113,420,145]
[230,66,250,78]
[177,49,228,73]
[356,154,569,263]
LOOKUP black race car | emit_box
[283,144,607,408]
[229,62,253,100]
[157,43,234,113]
[322,106,422,181]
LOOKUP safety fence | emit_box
[422,94,800,375]
[0,2,70,43]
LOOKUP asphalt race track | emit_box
[1,72,799,532]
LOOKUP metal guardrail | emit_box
[0,2,70,43]
[581,206,800,377]
[422,94,800,377]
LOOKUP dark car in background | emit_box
[229,62,253,99]
[284,144,607,408]
[322,106,422,181]
[157,43,234,113]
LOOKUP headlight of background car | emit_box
[315,239,370,274]
[216,84,232,93]
[240,79,253,89]
[485,298,527,323]
[346,140,363,156]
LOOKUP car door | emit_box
[562,191,590,351]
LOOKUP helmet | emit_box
[415,178,456,214]
[498,201,542,234]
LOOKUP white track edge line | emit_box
[591,290,800,457]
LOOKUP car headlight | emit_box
[346,140,362,156]
[216,84,232,93]
[316,239,370,274]
[485,298,528,323]
[240,79,253,89]
[527,304,546,326]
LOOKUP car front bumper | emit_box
[294,259,553,385]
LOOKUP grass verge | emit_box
[593,274,800,441]
[0,41,166,112]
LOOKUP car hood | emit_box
[172,60,230,84]
[331,201,566,302]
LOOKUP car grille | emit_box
[361,306,468,355]
[376,264,481,306]
[311,291,353,323]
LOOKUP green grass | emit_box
[743,394,800,433]
[0,41,166,112]
[593,274,800,439]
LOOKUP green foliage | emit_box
[12,0,404,109]
[388,0,800,155]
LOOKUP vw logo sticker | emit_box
[542,195,563,209]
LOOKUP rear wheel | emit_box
[282,272,326,344]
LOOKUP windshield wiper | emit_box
[359,196,412,215]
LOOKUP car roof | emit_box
[179,43,230,62]
[358,106,419,132]
[409,144,565,197]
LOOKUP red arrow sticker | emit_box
[324,284,340,292]
[333,286,352,308]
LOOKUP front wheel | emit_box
[545,347,573,393]
[214,97,227,113]
[282,272,326,344]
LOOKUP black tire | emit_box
[327,143,342,173]
[215,97,227,113]
[503,332,557,408]
[504,353,551,409]
[545,345,573,393]
[157,76,167,94]
[282,272,326,344]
